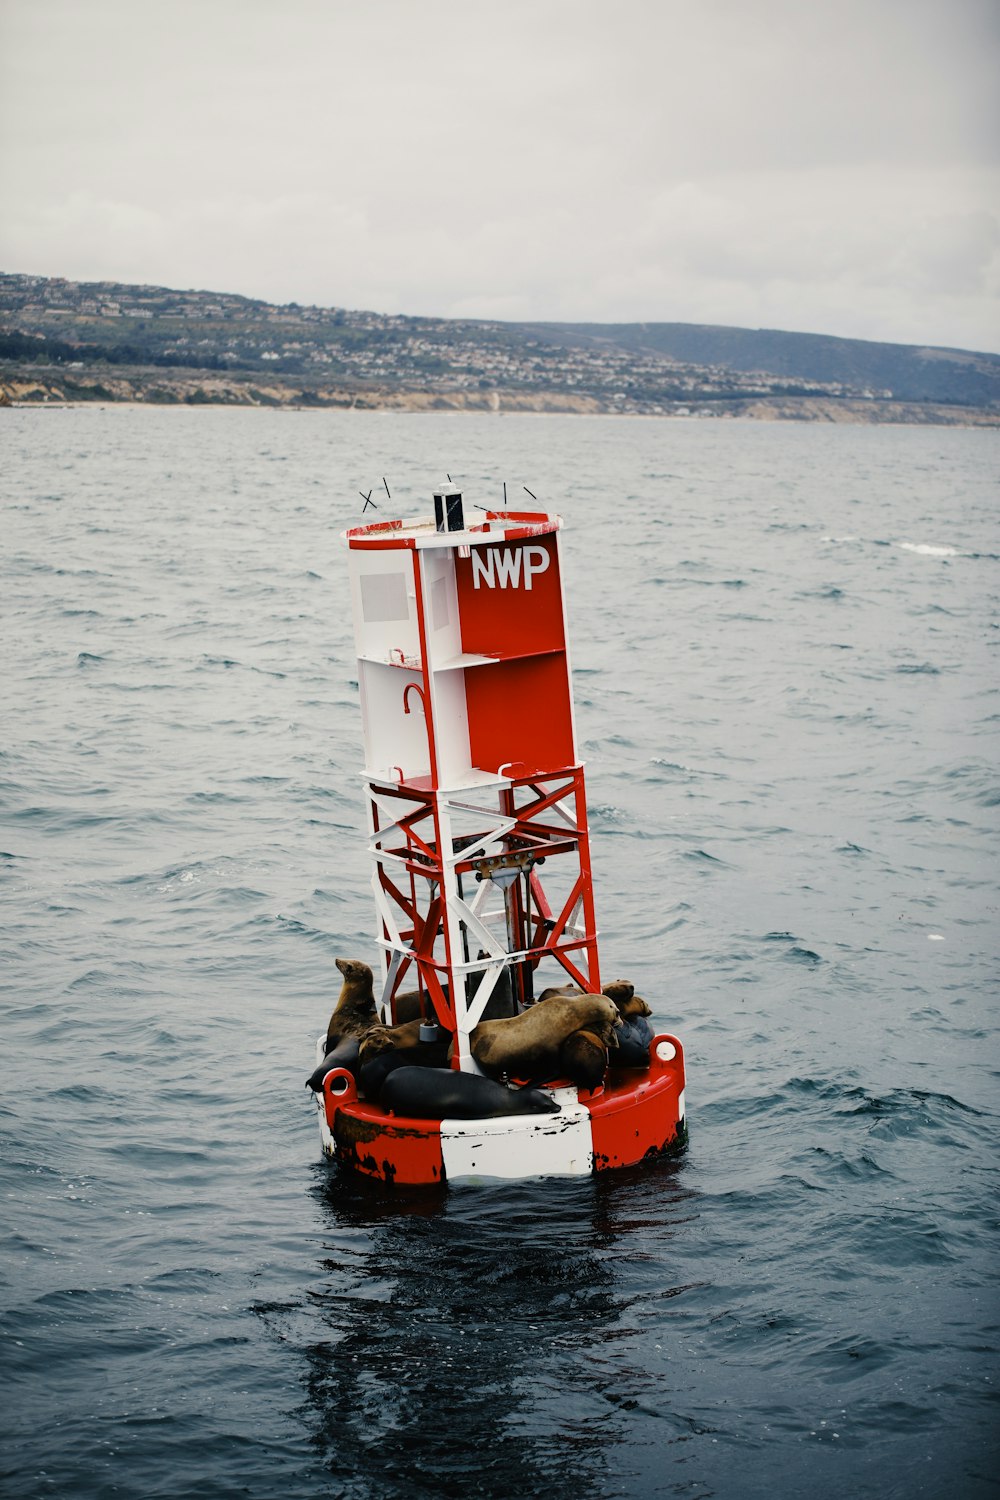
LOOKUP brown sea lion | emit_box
[558,1027,611,1091]
[536,982,583,1003]
[601,980,653,1022]
[393,966,514,1022]
[358,1017,450,1067]
[470,993,621,1083]
[535,978,652,1019]
[324,958,378,1050]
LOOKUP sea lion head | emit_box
[585,995,623,1046]
[357,1025,394,1064]
[336,957,372,983]
[602,980,652,1019]
[518,1086,561,1114]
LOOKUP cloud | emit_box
[1,0,998,348]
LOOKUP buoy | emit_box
[311,486,687,1182]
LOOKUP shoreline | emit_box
[2,369,998,429]
[3,395,998,429]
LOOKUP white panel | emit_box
[440,1093,593,1180]
[348,550,420,664]
[420,549,463,668]
[428,668,473,788]
[431,574,451,632]
[358,661,431,780]
[361,571,409,623]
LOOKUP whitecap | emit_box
[899,542,958,557]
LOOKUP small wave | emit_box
[647,759,728,782]
[682,848,728,867]
[783,945,822,965]
[899,541,958,557]
[589,803,626,823]
[895,661,941,674]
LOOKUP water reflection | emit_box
[300,1160,694,1499]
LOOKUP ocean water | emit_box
[1,407,997,1499]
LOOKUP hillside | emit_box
[1,273,997,424]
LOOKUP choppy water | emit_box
[2,408,998,1499]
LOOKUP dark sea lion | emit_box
[613,1015,655,1068]
[358,1049,411,1101]
[306,1035,361,1092]
[380,1066,560,1121]
[324,957,378,1049]
[470,993,621,1082]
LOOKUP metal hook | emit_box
[402,682,426,715]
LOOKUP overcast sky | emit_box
[1,0,997,350]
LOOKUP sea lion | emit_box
[390,988,425,1024]
[306,1035,361,1092]
[380,1065,561,1121]
[558,1027,611,1091]
[358,1019,452,1070]
[470,993,621,1083]
[536,982,583,1004]
[613,1015,655,1068]
[324,958,378,1050]
[601,980,653,1023]
[535,978,652,1020]
[392,968,513,1024]
[599,982,654,1067]
[358,1049,412,1101]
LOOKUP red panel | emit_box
[332,1100,446,1185]
[585,1037,687,1171]
[456,535,564,658]
[465,655,575,774]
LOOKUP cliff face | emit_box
[3,369,995,426]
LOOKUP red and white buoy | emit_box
[314,486,686,1184]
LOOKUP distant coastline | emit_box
[3,372,997,427]
[3,273,998,427]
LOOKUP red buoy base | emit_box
[315,1036,686,1186]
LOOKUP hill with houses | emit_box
[1,272,997,425]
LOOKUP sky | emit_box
[1,0,998,351]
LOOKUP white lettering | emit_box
[522,546,549,588]
[471,550,495,589]
[493,549,522,588]
[470,545,551,590]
